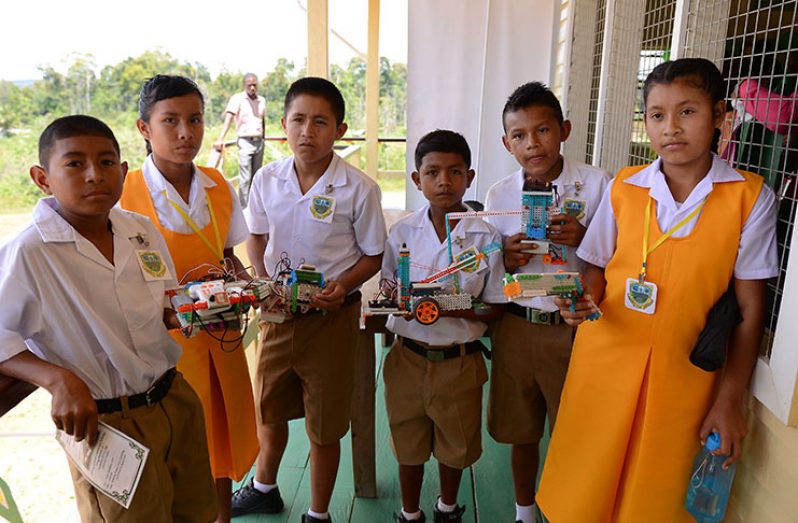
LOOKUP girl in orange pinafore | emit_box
[120,75,259,523]
[536,59,779,522]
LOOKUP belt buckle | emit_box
[426,350,445,362]
[144,374,165,406]
[144,384,157,406]
[527,308,556,325]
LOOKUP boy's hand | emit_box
[504,233,534,272]
[555,294,598,327]
[548,214,587,247]
[312,280,346,311]
[50,371,99,447]
[699,395,747,469]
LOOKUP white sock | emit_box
[307,509,329,520]
[252,479,277,494]
[401,508,422,520]
[516,502,537,523]
[436,497,457,513]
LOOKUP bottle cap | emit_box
[705,432,721,452]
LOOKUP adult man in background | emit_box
[215,73,266,207]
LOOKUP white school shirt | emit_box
[245,154,387,285]
[0,199,182,399]
[578,155,779,280]
[140,155,249,248]
[484,158,611,311]
[383,205,506,346]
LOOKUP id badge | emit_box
[454,246,487,274]
[136,250,173,281]
[309,195,336,223]
[625,278,657,314]
[563,199,587,220]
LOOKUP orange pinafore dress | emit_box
[537,165,762,522]
[120,166,259,481]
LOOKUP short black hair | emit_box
[38,115,120,168]
[243,73,257,84]
[284,77,346,125]
[502,82,564,130]
[138,74,205,121]
[643,58,725,108]
[414,129,472,171]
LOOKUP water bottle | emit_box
[685,432,736,523]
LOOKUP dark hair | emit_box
[38,115,120,168]
[643,58,725,152]
[414,129,472,171]
[284,77,346,125]
[243,73,257,84]
[138,75,205,154]
[502,82,564,130]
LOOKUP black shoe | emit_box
[302,514,333,523]
[393,510,427,522]
[230,479,284,516]
[432,502,466,523]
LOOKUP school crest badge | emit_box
[310,195,335,222]
[625,278,657,314]
[455,247,480,273]
[137,250,166,278]
[563,199,587,220]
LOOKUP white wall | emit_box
[406,0,559,210]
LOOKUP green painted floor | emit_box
[232,338,550,523]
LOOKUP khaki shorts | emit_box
[69,373,217,523]
[254,300,360,445]
[383,338,488,469]
[488,313,574,444]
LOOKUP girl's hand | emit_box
[311,280,346,311]
[548,214,587,247]
[699,396,748,469]
[503,233,533,272]
[50,371,99,447]
[555,294,598,327]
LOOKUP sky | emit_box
[1,0,407,81]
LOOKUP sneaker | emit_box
[230,479,284,516]
[302,514,333,523]
[394,510,427,522]
[432,503,466,523]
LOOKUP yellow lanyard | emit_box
[164,190,224,263]
[640,197,705,282]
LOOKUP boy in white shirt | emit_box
[384,130,505,523]
[0,115,216,522]
[233,77,387,523]
[483,82,610,523]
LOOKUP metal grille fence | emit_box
[586,0,608,163]
[683,0,798,357]
[629,0,678,165]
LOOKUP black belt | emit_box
[401,337,486,362]
[95,369,177,414]
[507,303,561,325]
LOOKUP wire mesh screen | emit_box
[586,0,608,163]
[629,0,678,165]
[684,0,798,358]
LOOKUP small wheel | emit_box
[413,298,440,325]
[542,254,553,264]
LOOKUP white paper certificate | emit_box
[56,421,149,509]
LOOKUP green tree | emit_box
[65,54,97,114]
[0,82,34,135]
